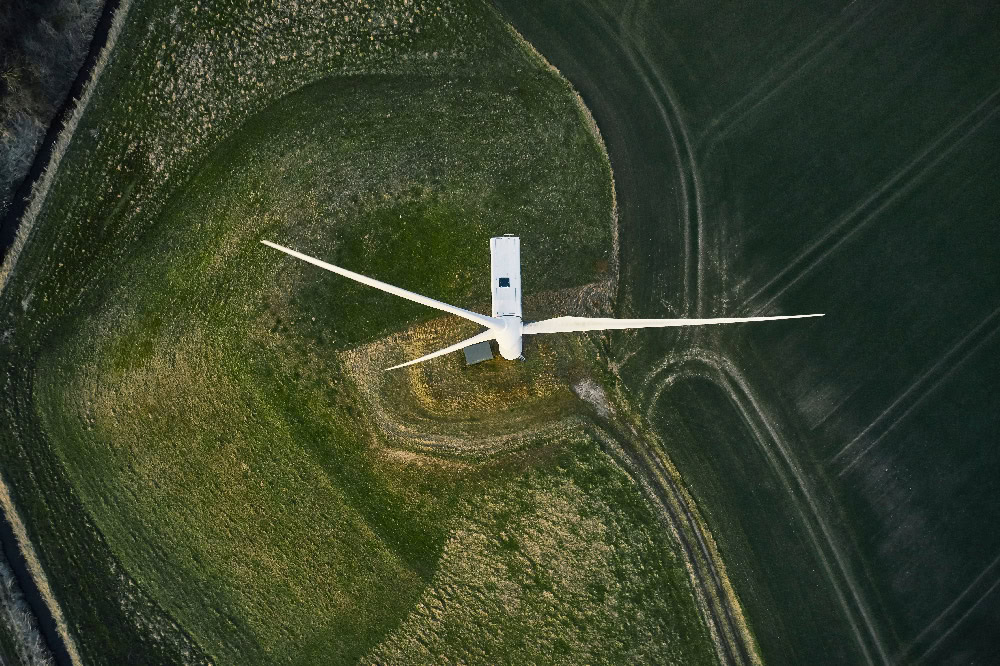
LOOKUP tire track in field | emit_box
[580,2,703,317]
[915,577,1000,664]
[895,551,1000,663]
[642,350,889,665]
[744,87,1000,314]
[592,423,755,666]
[622,8,709,317]
[834,305,1000,476]
[810,381,860,431]
[703,0,884,146]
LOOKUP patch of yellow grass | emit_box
[45,330,422,661]
[340,283,615,460]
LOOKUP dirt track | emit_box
[0,0,129,661]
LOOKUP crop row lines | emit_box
[745,85,1000,314]
[642,349,890,665]
[833,304,1000,475]
[704,0,885,145]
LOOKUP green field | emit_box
[0,0,719,663]
[496,0,1000,663]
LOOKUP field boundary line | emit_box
[896,552,1000,663]
[0,0,134,293]
[581,3,702,317]
[592,415,759,666]
[0,473,82,666]
[835,307,1000,475]
[745,86,1000,313]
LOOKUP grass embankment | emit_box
[498,0,1000,663]
[1,0,715,663]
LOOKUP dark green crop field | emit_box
[0,0,720,664]
[495,0,1000,664]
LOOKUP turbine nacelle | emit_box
[260,237,823,370]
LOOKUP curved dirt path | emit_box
[641,349,889,664]
[0,2,134,663]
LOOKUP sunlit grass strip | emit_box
[0,473,80,665]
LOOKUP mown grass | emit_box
[27,70,635,661]
[0,0,715,663]
[371,434,717,665]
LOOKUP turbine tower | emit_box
[261,237,823,370]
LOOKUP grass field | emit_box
[496,0,1000,663]
[0,0,718,663]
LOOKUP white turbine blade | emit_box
[386,329,496,371]
[523,313,824,334]
[261,241,501,330]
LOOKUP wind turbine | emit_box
[261,236,823,370]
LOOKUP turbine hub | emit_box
[495,316,522,360]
